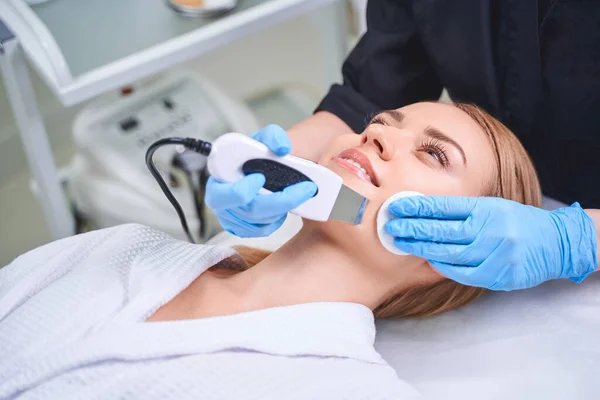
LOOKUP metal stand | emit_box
[0,20,75,239]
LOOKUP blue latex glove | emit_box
[205,125,318,238]
[385,196,598,290]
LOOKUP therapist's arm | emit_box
[287,111,353,161]
[585,209,600,271]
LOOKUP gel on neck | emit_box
[376,191,424,255]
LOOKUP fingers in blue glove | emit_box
[385,218,475,244]
[251,124,292,156]
[389,195,479,219]
[392,237,489,267]
[427,260,501,289]
[205,174,266,210]
[390,238,500,288]
[234,181,318,223]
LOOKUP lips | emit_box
[334,149,379,187]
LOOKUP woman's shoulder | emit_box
[0,225,133,295]
[0,223,237,333]
[1,224,235,300]
[2,224,165,273]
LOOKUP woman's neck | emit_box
[214,224,420,313]
[148,222,432,322]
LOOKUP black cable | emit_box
[170,154,207,240]
[194,169,209,240]
[145,137,212,243]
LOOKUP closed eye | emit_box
[368,116,388,126]
[418,138,450,168]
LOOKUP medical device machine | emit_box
[146,133,369,243]
[69,70,260,242]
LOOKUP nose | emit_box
[363,124,395,161]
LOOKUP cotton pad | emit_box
[377,191,424,255]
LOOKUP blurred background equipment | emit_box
[0,0,354,264]
[68,70,261,242]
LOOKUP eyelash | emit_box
[368,116,388,126]
[368,116,450,168]
[418,138,449,168]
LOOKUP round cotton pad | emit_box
[377,191,424,255]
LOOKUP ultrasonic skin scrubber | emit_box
[377,191,424,255]
[146,133,369,243]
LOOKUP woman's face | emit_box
[315,102,497,278]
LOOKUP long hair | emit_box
[234,103,542,318]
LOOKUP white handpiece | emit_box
[207,133,343,221]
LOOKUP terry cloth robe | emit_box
[0,224,420,400]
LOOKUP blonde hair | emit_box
[235,103,542,319]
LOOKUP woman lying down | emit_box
[0,102,541,399]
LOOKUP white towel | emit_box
[0,224,419,400]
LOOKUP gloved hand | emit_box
[385,196,598,290]
[205,125,317,238]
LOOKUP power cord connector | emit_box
[181,137,212,156]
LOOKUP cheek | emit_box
[379,159,489,199]
[379,163,464,198]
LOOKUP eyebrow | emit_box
[424,126,467,165]
[383,110,404,124]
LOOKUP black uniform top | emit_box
[317,0,600,208]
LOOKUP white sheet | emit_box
[208,214,600,399]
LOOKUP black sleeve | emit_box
[316,0,443,133]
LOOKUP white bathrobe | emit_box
[0,224,420,400]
